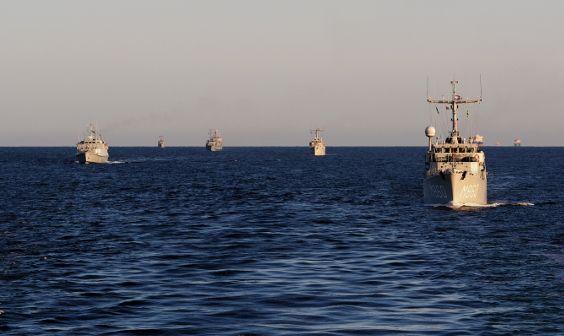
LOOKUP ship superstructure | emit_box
[206,129,223,151]
[424,80,487,206]
[158,136,165,148]
[309,129,326,156]
[76,124,109,164]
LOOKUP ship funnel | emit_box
[425,126,436,138]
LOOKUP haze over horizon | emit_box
[1,0,563,146]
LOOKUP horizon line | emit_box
[0,145,560,148]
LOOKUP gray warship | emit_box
[157,136,165,148]
[76,124,109,164]
[309,129,326,156]
[424,80,487,206]
[514,138,522,147]
[206,129,223,151]
[470,134,484,146]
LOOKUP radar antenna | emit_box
[427,80,482,141]
[480,74,483,99]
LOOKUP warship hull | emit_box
[206,144,222,152]
[76,152,109,164]
[424,171,487,206]
[311,144,325,156]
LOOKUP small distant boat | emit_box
[206,129,223,151]
[157,136,165,148]
[76,124,109,164]
[470,134,485,145]
[309,129,326,156]
[514,138,522,147]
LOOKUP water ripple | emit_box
[0,147,562,335]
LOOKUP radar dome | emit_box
[425,126,436,138]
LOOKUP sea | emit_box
[0,147,562,335]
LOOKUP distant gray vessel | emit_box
[157,136,165,148]
[309,129,326,156]
[424,80,487,206]
[76,124,109,164]
[470,134,484,145]
[206,129,223,151]
[514,138,522,147]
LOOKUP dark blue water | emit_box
[0,147,562,335]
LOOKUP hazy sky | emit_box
[1,0,563,146]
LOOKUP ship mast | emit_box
[209,129,220,139]
[311,128,323,140]
[87,123,98,140]
[427,80,481,142]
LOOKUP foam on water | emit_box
[429,201,535,210]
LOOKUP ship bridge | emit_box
[428,142,483,163]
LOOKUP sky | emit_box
[0,0,563,146]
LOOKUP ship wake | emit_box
[428,201,534,210]
[487,201,535,207]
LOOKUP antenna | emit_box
[479,74,483,100]
[310,128,324,139]
[426,76,429,98]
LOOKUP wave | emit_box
[114,157,176,164]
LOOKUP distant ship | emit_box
[470,134,485,145]
[157,136,165,148]
[309,129,326,156]
[206,129,223,151]
[514,138,522,147]
[76,124,109,164]
[424,80,487,206]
